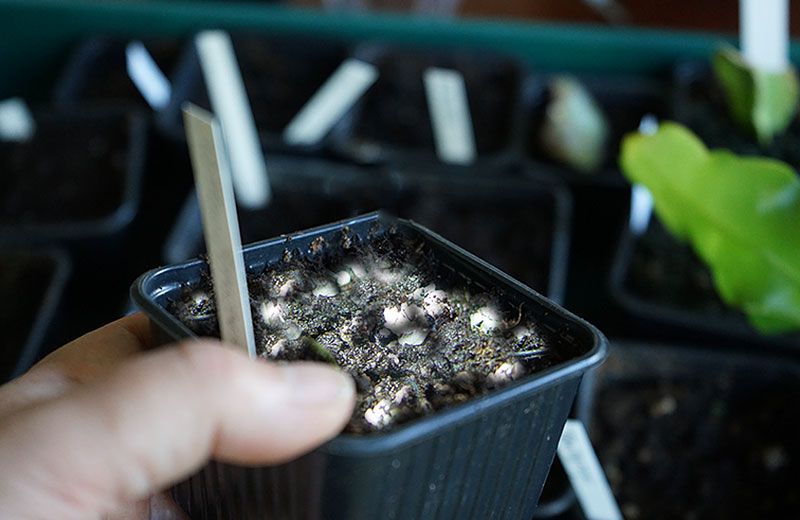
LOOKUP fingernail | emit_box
[282,363,355,406]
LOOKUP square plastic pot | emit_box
[0,248,70,383]
[609,216,800,355]
[162,155,571,303]
[0,106,146,252]
[590,340,800,518]
[670,61,800,171]
[328,43,527,169]
[132,212,607,520]
[158,32,351,154]
[53,37,184,111]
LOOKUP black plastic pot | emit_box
[670,61,800,170]
[158,32,351,153]
[132,212,607,520]
[0,248,70,383]
[328,43,526,169]
[590,340,800,519]
[523,73,669,189]
[609,216,800,354]
[0,107,146,250]
[53,37,184,110]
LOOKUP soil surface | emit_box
[0,114,128,225]
[169,226,564,433]
[591,346,800,519]
[348,50,520,156]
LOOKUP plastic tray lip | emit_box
[0,106,146,243]
[133,211,607,456]
[608,217,800,353]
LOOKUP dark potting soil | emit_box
[349,51,519,155]
[0,252,55,378]
[591,351,800,519]
[625,221,730,316]
[169,227,564,434]
[0,115,128,225]
[673,66,800,170]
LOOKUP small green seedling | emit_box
[620,121,800,334]
[713,46,800,147]
[300,336,337,364]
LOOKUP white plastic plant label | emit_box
[740,0,789,73]
[125,41,172,111]
[0,97,35,142]
[283,59,378,146]
[557,419,623,520]
[195,30,271,209]
[423,67,477,165]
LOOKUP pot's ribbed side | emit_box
[171,377,579,520]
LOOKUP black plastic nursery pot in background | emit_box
[132,212,607,520]
[159,32,351,153]
[52,37,185,111]
[609,217,800,354]
[0,107,146,252]
[328,43,526,168]
[0,248,70,383]
[523,74,669,189]
[162,156,571,304]
[0,106,148,353]
[671,61,800,170]
[590,340,800,519]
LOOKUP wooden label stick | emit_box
[740,0,789,73]
[183,103,256,358]
[195,30,271,209]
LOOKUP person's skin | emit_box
[0,312,356,519]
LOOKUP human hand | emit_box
[0,313,356,519]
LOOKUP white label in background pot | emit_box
[740,0,789,73]
[283,59,378,146]
[557,419,623,520]
[0,97,35,142]
[423,67,477,166]
[126,41,172,111]
[195,30,271,209]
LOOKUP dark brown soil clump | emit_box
[169,227,562,433]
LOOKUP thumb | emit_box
[0,340,355,520]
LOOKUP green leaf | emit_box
[713,46,800,146]
[300,336,337,364]
[620,122,800,334]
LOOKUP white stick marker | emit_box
[740,0,789,73]
[195,30,271,209]
[182,103,256,358]
[126,41,172,111]
[557,419,623,520]
[283,59,378,146]
[629,114,658,234]
[423,67,477,165]
[0,97,35,142]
